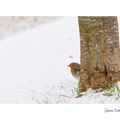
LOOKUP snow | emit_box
[0,17,120,103]
[0,17,60,39]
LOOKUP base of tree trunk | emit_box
[79,63,120,94]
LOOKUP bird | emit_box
[68,62,80,80]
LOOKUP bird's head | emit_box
[67,62,80,70]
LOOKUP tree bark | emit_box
[78,16,119,93]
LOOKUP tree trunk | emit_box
[78,16,119,93]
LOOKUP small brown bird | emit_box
[68,62,80,80]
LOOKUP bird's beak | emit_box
[67,64,70,67]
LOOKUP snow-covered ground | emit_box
[0,17,120,103]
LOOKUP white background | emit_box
[0,0,120,120]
